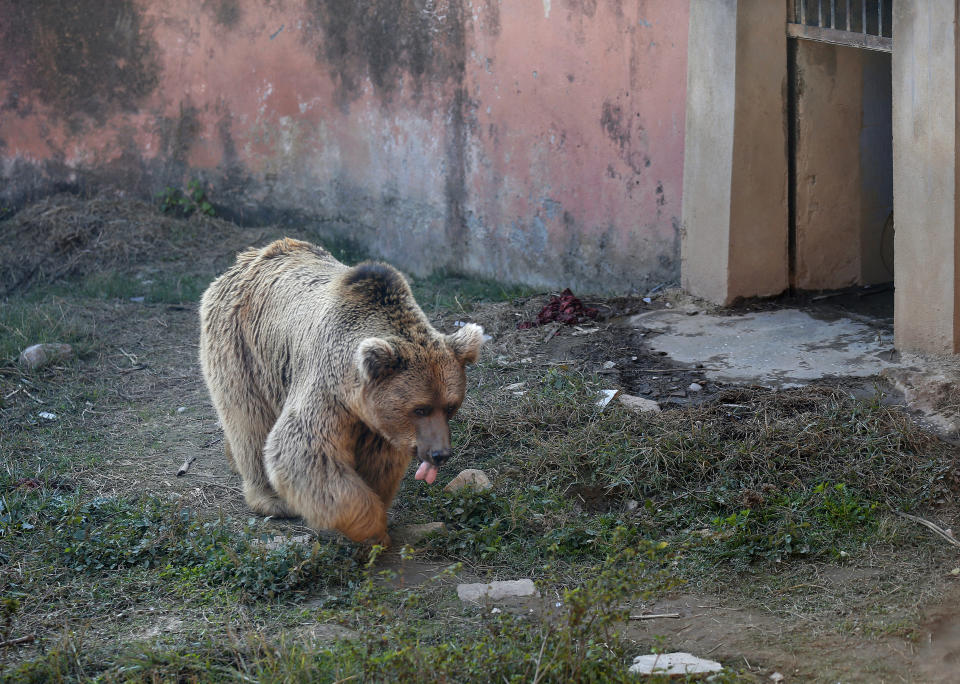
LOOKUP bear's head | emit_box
[355,323,485,483]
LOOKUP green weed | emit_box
[157,179,215,218]
[4,491,359,600]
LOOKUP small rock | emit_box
[394,522,446,545]
[504,382,526,391]
[253,534,312,551]
[129,296,146,303]
[176,406,188,414]
[457,579,539,602]
[602,360,616,370]
[295,624,360,643]
[688,382,703,392]
[142,617,184,639]
[629,652,723,676]
[626,499,640,512]
[951,568,959,576]
[19,343,74,369]
[618,394,661,414]
[444,469,492,493]
[769,673,785,683]
[38,412,58,421]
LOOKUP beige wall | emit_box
[793,41,893,291]
[682,0,788,304]
[892,1,960,353]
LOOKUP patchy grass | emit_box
[410,271,538,313]
[440,365,955,570]
[2,196,959,681]
[3,541,695,684]
[0,298,89,363]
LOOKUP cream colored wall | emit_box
[793,41,893,291]
[892,0,960,353]
[682,0,789,304]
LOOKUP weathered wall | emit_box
[0,0,688,292]
[793,41,892,291]
[892,0,960,353]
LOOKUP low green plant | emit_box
[6,493,359,599]
[157,179,215,218]
[709,482,879,563]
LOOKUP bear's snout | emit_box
[427,448,451,467]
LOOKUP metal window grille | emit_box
[788,0,892,52]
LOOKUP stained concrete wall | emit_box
[892,1,960,353]
[0,0,689,293]
[681,0,789,304]
[793,41,892,291]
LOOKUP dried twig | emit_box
[897,512,960,548]
[629,613,681,620]
[0,634,36,648]
[177,455,197,477]
[542,322,562,343]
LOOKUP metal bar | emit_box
[846,0,851,31]
[800,0,807,25]
[817,0,823,27]
[786,22,892,52]
[878,0,883,37]
[862,0,867,36]
[830,0,835,29]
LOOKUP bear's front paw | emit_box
[369,531,391,548]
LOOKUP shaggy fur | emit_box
[199,238,483,545]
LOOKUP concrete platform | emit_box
[630,307,896,387]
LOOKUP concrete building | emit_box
[1,1,957,354]
[682,0,958,354]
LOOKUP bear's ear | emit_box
[356,337,401,382]
[446,323,485,365]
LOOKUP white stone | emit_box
[176,406,188,414]
[596,389,620,409]
[769,673,785,683]
[19,343,73,369]
[629,652,723,676]
[444,469,492,493]
[38,412,58,421]
[618,394,661,414]
[457,579,539,602]
[688,382,703,392]
[602,360,616,369]
[504,382,526,391]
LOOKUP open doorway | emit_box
[786,1,894,295]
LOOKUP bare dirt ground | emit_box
[1,194,959,682]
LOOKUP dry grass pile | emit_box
[0,193,262,294]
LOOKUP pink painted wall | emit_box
[0,0,689,292]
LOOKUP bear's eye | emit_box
[413,406,432,417]
[445,404,459,418]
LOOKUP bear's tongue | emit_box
[414,460,439,484]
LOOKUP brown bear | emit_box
[198,238,484,546]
